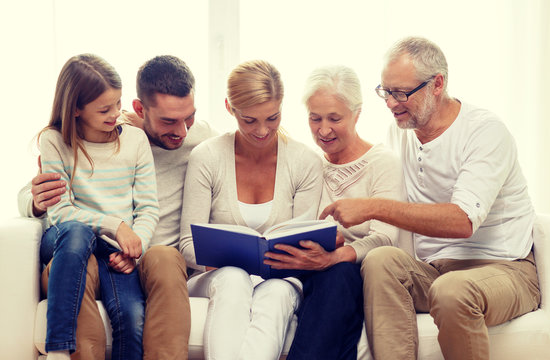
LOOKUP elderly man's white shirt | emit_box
[387,101,534,263]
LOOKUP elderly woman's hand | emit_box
[263,241,338,271]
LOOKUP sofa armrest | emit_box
[533,213,550,312]
[0,217,44,360]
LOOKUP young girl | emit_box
[38,54,159,360]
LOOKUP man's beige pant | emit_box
[42,255,106,360]
[42,245,192,360]
[361,246,540,360]
[139,246,191,360]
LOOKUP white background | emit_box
[1,0,549,221]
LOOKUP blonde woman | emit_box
[179,60,323,360]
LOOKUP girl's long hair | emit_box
[39,54,122,191]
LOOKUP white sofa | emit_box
[1,215,550,360]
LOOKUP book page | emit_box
[193,223,261,236]
[264,219,335,237]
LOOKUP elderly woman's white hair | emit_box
[302,65,362,113]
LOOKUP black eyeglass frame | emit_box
[375,76,435,103]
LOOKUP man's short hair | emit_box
[136,55,195,107]
[385,36,448,93]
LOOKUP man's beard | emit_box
[399,93,436,130]
[143,115,183,150]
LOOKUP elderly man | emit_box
[321,36,540,360]
[19,55,216,360]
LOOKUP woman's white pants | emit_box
[188,266,301,360]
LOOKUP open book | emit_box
[191,219,337,279]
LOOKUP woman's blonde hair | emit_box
[226,60,284,109]
[38,53,121,191]
[226,60,287,139]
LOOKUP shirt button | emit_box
[420,168,424,172]
[418,157,422,162]
[419,146,423,151]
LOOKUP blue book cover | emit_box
[191,220,337,279]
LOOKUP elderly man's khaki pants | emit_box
[361,246,540,360]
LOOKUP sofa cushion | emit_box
[35,300,549,360]
[416,309,550,360]
[35,297,299,360]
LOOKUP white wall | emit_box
[1,0,549,222]
[0,0,209,220]
[236,0,550,214]
[0,1,57,220]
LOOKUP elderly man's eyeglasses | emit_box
[375,77,434,103]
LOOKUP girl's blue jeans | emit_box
[40,221,145,360]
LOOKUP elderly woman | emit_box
[265,65,407,360]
